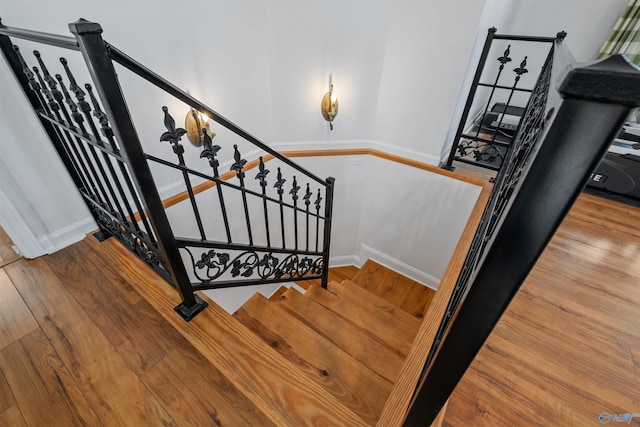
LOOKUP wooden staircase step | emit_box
[234,293,392,425]
[317,281,422,356]
[295,266,360,290]
[351,260,435,318]
[275,288,405,383]
[268,285,289,302]
[96,237,368,427]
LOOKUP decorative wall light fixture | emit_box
[321,83,338,130]
[184,108,214,146]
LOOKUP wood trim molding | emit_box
[375,182,492,426]
[158,148,491,212]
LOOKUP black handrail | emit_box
[107,44,327,186]
[0,20,79,50]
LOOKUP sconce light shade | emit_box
[321,84,338,130]
[185,109,214,146]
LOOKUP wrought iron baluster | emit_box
[85,83,151,237]
[231,145,253,245]
[60,57,126,215]
[255,157,271,247]
[12,46,50,114]
[71,81,134,226]
[56,60,114,211]
[200,129,232,243]
[472,45,512,141]
[489,56,528,146]
[1,36,110,240]
[13,45,97,202]
[290,176,300,251]
[50,62,132,225]
[14,46,92,197]
[274,168,286,249]
[160,106,206,241]
[35,64,104,204]
[314,189,322,252]
[303,183,311,252]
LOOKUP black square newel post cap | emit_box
[174,294,209,322]
[68,18,103,35]
[559,55,640,106]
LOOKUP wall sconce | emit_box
[184,108,215,146]
[321,83,338,130]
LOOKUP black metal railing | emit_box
[0,18,334,321]
[442,28,566,173]
[404,44,640,427]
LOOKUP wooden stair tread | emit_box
[275,288,405,383]
[329,280,422,328]
[97,237,368,427]
[305,284,419,357]
[351,260,435,318]
[295,266,360,290]
[234,293,392,425]
[268,285,288,302]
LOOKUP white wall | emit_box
[0,0,623,261]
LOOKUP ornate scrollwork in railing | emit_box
[443,29,564,173]
[155,107,331,290]
[425,38,557,373]
[1,19,334,319]
[183,247,323,287]
[8,45,171,284]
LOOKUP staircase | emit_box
[102,223,435,426]
[232,261,431,425]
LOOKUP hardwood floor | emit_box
[444,194,640,426]
[0,193,637,425]
[0,226,20,269]
[0,240,273,425]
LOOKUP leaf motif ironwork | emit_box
[514,57,528,76]
[303,183,312,208]
[255,157,269,188]
[200,129,221,168]
[230,144,247,179]
[184,247,324,284]
[314,189,322,211]
[497,45,512,65]
[92,207,171,281]
[290,176,300,201]
[160,106,187,145]
[274,167,286,195]
[160,106,187,156]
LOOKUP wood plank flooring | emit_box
[0,240,274,426]
[0,193,637,425]
[0,226,20,268]
[443,194,640,426]
[351,260,435,318]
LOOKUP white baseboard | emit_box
[40,216,97,255]
[329,254,361,268]
[358,244,440,290]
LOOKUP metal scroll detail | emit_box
[157,107,329,289]
[423,43,556,375]
[93,207,172,280]
[183,247,323,285]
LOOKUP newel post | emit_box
[68,18,206,321]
